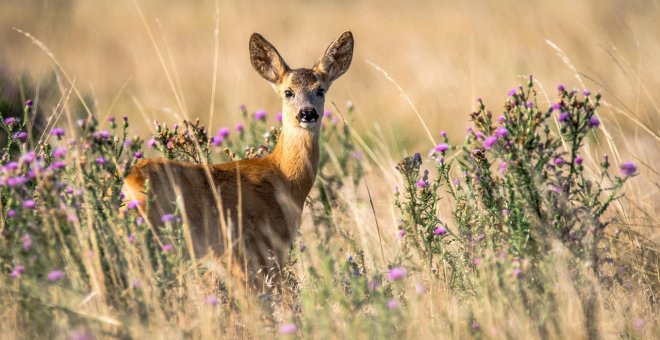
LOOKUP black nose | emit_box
[296,108,319,122]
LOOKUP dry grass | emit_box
[0,0,658,338]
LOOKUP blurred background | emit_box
[0,0,658,150]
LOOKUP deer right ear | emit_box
[249,33,289,84]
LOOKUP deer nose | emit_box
[296,108,319,123]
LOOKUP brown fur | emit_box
[122,31,353,285]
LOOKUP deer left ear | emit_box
[314,31,354,83]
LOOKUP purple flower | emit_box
[147,139,156,148]
[128,233,136,244]
[397,229,405,239]
[387,266,407,281]
[526,102,533,108]
[23,199,36,209]
[620,162,637,177]
[558,111,569,123]
[472,257,482,266]
[10,265,25,278]
[211,136,224,146]
[51,161,66,170]
[127,200,141,210]
[5,162,19,171]
[588,116,600,128]
[435,143,449,152]
[95,157,107,166]
[14,132,27,141]
[47,270,66,282]
[513,268,523,278]
[235,123,244,133]
[575,156,583,165]
[51,127,65,139]
[323,110,332,117]
[417,180,428,188]
[161,214,175,223]
[471,321,480,330]
[495,127,509,138]
[386,299,399,309]
[122,115,129,123]
[632,318,646,330]
[554,157,564,166]
[433,226,447,236]
[25,99,33,107]
[583,89,591,97]
[108,116,116,124]
[275,112,283,122]
[7,209,16,218]
[161,244,173,252]
[218,127,230,138]
[52,147,67,158]
[368,279,380,291]
[415,284,426,295]
[557,84,565,92]
[507,88,517,96]
[21,152,36,163]
[551,102,561,111]
[254,110,267,121]
[4,117,19,125]
[499,161,507,172]
[502,209,510,217]
[440,130,447,138]
[134,152,143,159]
[453,178,460,186]
[483,136,498,149]
[497,115,505,124]
[279,323,297,334]
[205,295,219,306]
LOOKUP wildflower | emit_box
[122,115,129,123]
[575,156,583,165]
[136,217,144,225]
[95,157,107,166]
[415,284,426,295]
[7,209,16,218]
[471,321,480,330]
[323,110,332,117]
[10,265,25,278]
[632,319,646,330]
[554,157,565,166]
[413,152,422,162]
[47,270,66,282]
[147,138,156,148]
[239,104,247,112]
[97,130,111,140]
[453,178,460,186]
[367,279,380,291]
[475,131,484,140]
[127,200,141,210]
[397,229,405,239]
[279,323,297,334]
[161,214,175,223]
[440,130,447,138]
[497,115,505,124]
[435,143,449,152]
[128,233,136,244]
[205,295,219,306]
[588,116,600,128]
[472,258,481,266]
[52,147,67,158]
[23,234,32,251]
[558,111,569,123]
[134,151,143,159]
[211,136,223,146]
[526,102,533,108]
[346,100,354,110]
[218,127,230,138]
[495,127,509,138]
[507,88,517,96]
[254,110,267,121]
[275,112,283,122]
[6,162,19,171]
[14,132,28,140]
[483,136,498,149]
[620,162,637,177]
[583,89,591,97]
[235,123,244,133]
[162,244,173,252]
[23,199,36,209]
[557,84,565,92]
[433,226,447,236]
[551,102,561,111]
[4,117,19,125]
[502,209,510,217]
[132,279,141,288]
[513,268,523,278]
[387,299,399,309]
[387,267,407,281]
[25,99,33,107]
[499,161,507,172]
[417,180,428,188]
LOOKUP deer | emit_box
[122,31,354,286]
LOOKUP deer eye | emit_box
[284,90,294,99]
[316,88,325,97]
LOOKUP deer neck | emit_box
[268,124,320,206]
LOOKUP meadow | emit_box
[0,1,658,338]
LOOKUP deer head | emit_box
[249,31,354,132]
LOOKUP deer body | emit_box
[123,32,353,281]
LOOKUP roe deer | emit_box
[123,31,354,284]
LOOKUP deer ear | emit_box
[314,31,354,83]
[250,33,289,84]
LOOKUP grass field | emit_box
[0,1,658,338]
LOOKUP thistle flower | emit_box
[557,84,565,92]
[483,136,498,149]
[235,123,244,133]
[497,115,505,124]
[4,117,19,125]
[10,265,25,278]
[134,151,143,159]
[387,266,407,281]
[415,284,426,295]
[575,156,583,165]
[397,229,405,239]
[52,147,67,159]
[14,132,27,141]
[435,143,449,152]
[218,127,230,138]
[620,162,637,177]
[25,99,33,107]
[499,161,507,172]
[127,200,141,210]
[254,110,267,121]
[495,127,509,138]
[507,89,517,96]
[558,111,569,123]
[211,136,224,146]
[161,214,175,223]
[147,139,157,148]
[162,244,173,252]
[433,226,447,236]
[323,110,332,117]
[279,323,297,334]
[583,89,591,97]
[554,157,565,166]
[205,295,219,306]
[513,268,523,278]
[551,102,561,111]
[440,130,447,138]
[7,209,16,218]
[128,233,136,244]
[367,279,380,291]
[47,270,66,282]
[23,199,36,209]
[95,157,107,166]
[502,209,510,217]
[387,299,399,309]
[417,180,428,188]
[351,151,363,160]
[588,116,600,128]
[526,102,533,108]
